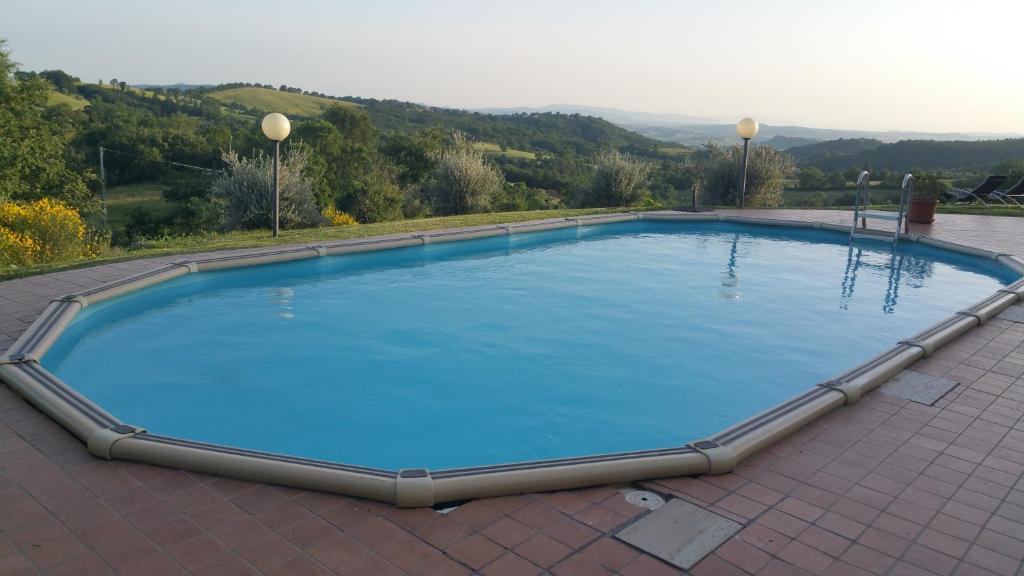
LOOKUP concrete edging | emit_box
[0,211,1019,507]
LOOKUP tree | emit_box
[798,167,827,190]
[995,159,1024,184]
[380,128,444,187]
[38,69,79,93]
[426,132,505,214]
[0,40,96,212]
[827,172,847,190]
[293,106,377,211]
[581,150,652,207]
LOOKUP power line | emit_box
[99,147,225,174]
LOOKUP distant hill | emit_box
[761,135,821,150]
[788,138,1024,171]
[340,97,676,158]
[787,138,885,166]
[477,104,717,127]
[208,87,359,117]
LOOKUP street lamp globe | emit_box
[736,117,759,140]
[261,112,291,142]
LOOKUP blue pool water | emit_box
[44,222,1017,470]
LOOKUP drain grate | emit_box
[624,490,665,510]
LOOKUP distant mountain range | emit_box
[477,105,1022,149]
[787,138,1024,171]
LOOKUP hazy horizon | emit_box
[4,0,1022,134]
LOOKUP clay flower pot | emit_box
[908,198,937,224]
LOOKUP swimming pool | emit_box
[4,213,1023,505]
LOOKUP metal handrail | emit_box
[850,171,912,245]
[850,170,870,240]
[896,173,913,242]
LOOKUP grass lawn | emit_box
[208,87,358,117]
[2,208,624,281]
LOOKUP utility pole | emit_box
[98,146,108,226]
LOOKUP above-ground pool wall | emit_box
[3,211,1024,507]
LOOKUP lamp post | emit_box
[261,112,291,237]
[736,117,759,208]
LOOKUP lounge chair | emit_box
[945,175,1009,205]
[992,176,1024,207]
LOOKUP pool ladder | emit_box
[850,171,912,245]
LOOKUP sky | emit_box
[3,0,1023,133]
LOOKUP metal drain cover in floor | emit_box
[616,498,742,570]
[880,370,959,405]
[624,490,665,510]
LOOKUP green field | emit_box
[657,146,692,157]
[472,142,538,160]
[102,182,174,236]
[208,87,358,117]
[46,90,88,110]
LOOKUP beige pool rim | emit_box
[2,211,1023,507]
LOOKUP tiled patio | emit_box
[2,209,1024,575]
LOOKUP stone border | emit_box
[1,211,1022,507]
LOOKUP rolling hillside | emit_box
[200,87,686,160]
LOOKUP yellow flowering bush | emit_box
[0,227,37,267]
[321,206,358,226]
[0,198,89,267]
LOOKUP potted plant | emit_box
[908,171,946,224]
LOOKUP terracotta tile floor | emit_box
[2,209,1024,575]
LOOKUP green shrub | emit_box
[353,163,404,223]
[699,143,795,207]
[426,132,505,214]
[911,170,949,200]
[493,182,560,212]
[581,150,651,207]
[211,149,322,231]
